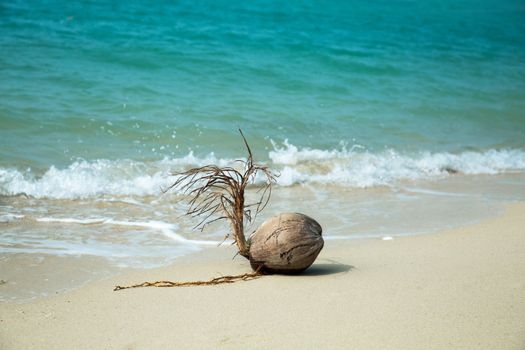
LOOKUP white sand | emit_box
[1,203,524,349]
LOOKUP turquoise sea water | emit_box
[2,0,525,169]
[1,1,525,280]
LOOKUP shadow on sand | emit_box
[302,262,354,276]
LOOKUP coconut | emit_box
[248,213,324,274]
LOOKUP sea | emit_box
[1,0,525,299]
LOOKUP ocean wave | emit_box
[0,153,234,199]
[270,142,525,186]
[1,145,525,199]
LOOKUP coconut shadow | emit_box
[301,263,354,276]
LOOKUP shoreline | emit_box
[3,172,525,304]
[2,203,524,349]
[0,185,510,304]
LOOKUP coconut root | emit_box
[113,268,263,291]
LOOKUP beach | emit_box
[2,0,525,283]
[2,202,524,349]
[2,1,525,348]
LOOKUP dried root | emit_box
[113,268,263,291]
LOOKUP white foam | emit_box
[1,146,525,199]
[0,213,24,223]
[270,143,525,187]
[37,217,107,224]
[35,216,223,246]
[402,187,470,197]
[103,219,222,246]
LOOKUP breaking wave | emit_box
[1,143,525,199]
